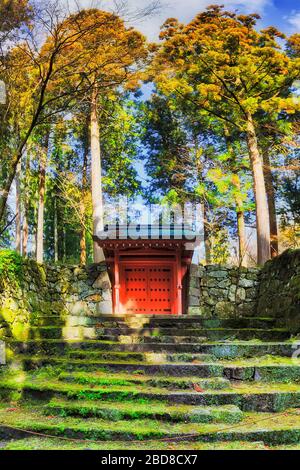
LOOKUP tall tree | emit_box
[153,6,300,264]
[36,132,49,263]
[15,160,21,253]
[58,9,148,262]
[0,4,137,225]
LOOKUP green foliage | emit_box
[0,249,23,283]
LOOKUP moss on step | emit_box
[189,405,243,424]
[44,399,243,424]
[2,373,300,412]
[222,355,300,366]
[67,350,216,364]
[58,371,231,390]
[6,355,225,377]
[0,437,270,450]
[1,406,300,444]
[8,339,297,359]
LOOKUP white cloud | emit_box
[62,0,274,40]
[287,11,300,33]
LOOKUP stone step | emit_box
[7,353,300,383]
[29,316,66,327]
[45,399,243,424]
[7,356,225,376]
[0,437,273,450]
[26,325,290,340]
[9,340,297,358]
[66,350,216,363]
[0,409,300,445]
[61,328,290,342]
[9,355,300,383]
[1,379,300,411]
[62,316,278,329]
[58,371,231,390]
[72,326,288,336]
[224,366,300,382]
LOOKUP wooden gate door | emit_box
[120,263,175,314]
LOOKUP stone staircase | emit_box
[1,314,300,450]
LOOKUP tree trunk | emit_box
[15,161,22,253]
[54,196,58,263]
[202,202,211,264]
[79,206,87,265]
[237,210,247,266]
[224,127,247,267]
[36,135,49,264]
[62,225,66,263]
[262,150,279,258]
[246,113,271,265]
[90,86,104,263]
[22,210,28,256]
[80,116,89,265]
[22,152,30,256]
[0,151,21,224]
[233,177,247,267]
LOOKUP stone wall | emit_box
[1,249,299,332]
[257,249,300,329]
[188,264,260,318]
[0,253,112,341]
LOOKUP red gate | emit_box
[120,262,175,314]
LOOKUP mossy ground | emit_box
[1,314,300,449]
[1,404,300,443]
[0,437,270,450]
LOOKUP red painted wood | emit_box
[176,249,183,315]
[114,250,120,314]
[119,262,176,315]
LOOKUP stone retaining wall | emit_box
[0,254,112,341]
[257,249,300,329]
[187,264,260,318]
[1,249,299,335]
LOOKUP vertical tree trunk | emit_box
[79,204,87,264]
[246,113,271,265]
[54,196,58,263]
[22,152,30,257]
[237,209,247,266]
[22,210,28,256]
[90,86,104,263]
[36,135,49,264]
[79,116,89,265]
[62,226,66,262]
[0,151,21,224]
[202,202,211,264]
[233,176,247,267]
[262,150,279,258]
[224,127,247,266]
[15,161,22,253]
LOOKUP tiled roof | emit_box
[95,224,198,241]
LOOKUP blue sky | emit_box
[66,0,300,39]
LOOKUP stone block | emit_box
[92,271,112,290]
[229,286,246,302]
[188,295,200,307]
[68,301,89,316]
[238,278,255,288]
[215,301,236,318]
[189,277,200,289]
[207,270,228,278]
[96,300,113,315]
[189,287,201,298]
[188,306,204,316]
